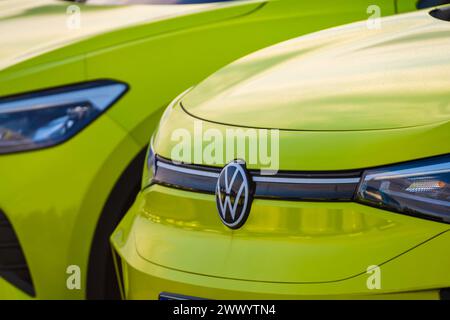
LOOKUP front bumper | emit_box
[111,185,450,300]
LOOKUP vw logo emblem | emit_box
[215,160,254,229]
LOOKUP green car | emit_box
[111,6,450,300]
[1,0,426,300]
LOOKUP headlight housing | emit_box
[0,80,128,154]
[356,155,450,223]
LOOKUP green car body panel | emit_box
[111,7,450,299]
[0,0,420,300]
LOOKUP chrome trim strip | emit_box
[157,160,360,184]
[157,161,220,178]
[252,176,360,184]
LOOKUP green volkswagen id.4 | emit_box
[111,6,450,300]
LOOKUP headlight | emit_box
[356,155,450,223]
[0,80,128,154]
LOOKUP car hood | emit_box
[0,0,241,71]
[182,9,450,131]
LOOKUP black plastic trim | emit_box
[151,156,361,201]
[159,292,207,300]
[429,5,450,21]
[440,287,450,300]
[0,209,35,297]
[419,0,450,9]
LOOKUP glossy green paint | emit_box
[112,188,450,299]
[111,8,450,299]
[396,0,420,13]
[0,0,418,299]
[182,12,450,131]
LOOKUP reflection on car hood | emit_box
[182,9,450,131]
[0,0,218,70]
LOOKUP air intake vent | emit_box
[0,210,35,296]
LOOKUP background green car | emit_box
[0,0,425,300]
[111,6,450,299]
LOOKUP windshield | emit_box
[69,0,238,4]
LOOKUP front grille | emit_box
[151,156,362,201]
[0,209,35,296]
